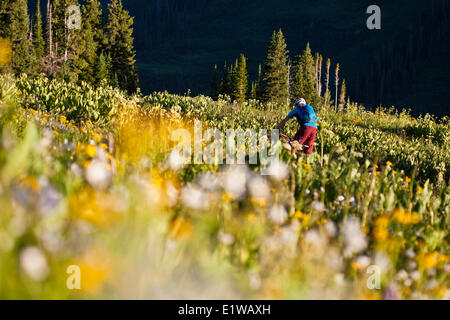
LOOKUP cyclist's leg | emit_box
[302,127,317,155]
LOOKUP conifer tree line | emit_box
[212,29,346,110]
[351,0,450,108]
[0,0,139,94]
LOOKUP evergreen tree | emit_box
[211,64,218,99]
[325,58,331,106]
[290,54,303,101]
[220,62,233,97]
[250,81,257,99]
[33,0,45,62]
[45,0,53,56]
[339,79,346,109]
[105,0,139,93]
[335,63,340,111]
[9,0,31,74]
[95,51,111,85]
[230,59,238,99]
[255,63,263,99]
[67,0,104,85]
[28,18,38,75]
[317,54,323,96]
[51,0,65,57]
[83,0,103,47]
[218,62,228,96]
[263,29,289,105]
[72,19,97,83]
[0,2,11,41]
[233,54,248,102]
[291,43,320,107]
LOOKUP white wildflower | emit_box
[248,176,270,200]
[405,249,415,259]
[443,264,450,273]
[268,205,287,225]
[404,278,412,287]
[217,231,235,246]
[410,270,421,281]
[303,229,327,249]
[407,260,417,270]
[278,227,299,247]
[355,255,371,269]
[85,160,112,190]
[165,182,179,206]
[167,150,187,171]
[198,173,221,193]
[223,165,248,199]
[324,220,337,238]
[327,248,344,271]
[266,159,288,182]
[312,201,326,212]
[342,218,367,257]
[395,269,408,281]
[248,271,261,290]
[333,273,346,287]
[70,163,82,177]
[373,252,392,273]
[19,246,49,281]
[425,279,439,291]
[181,184,209,210]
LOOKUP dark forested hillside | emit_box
[29,0,450,116]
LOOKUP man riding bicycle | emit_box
[277,98,318,155]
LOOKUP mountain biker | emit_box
[277,98,318,155]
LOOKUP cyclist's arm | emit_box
[277,117,289,130]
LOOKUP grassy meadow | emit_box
[0,74,449,299]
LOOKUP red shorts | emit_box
[293,125,317,155]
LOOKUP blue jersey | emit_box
[286,104,318,128]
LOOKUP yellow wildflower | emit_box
[151,170,164,188]
[91,132,101,142]
[20,175,41,193]
[69,189,119,226]
[74,250,111,293]
[374,215,390,241]
[85,144,97,158]
[82,160,91,168]
[293,211,310,228]
[168,216,193,241]
[0,38,12,66]
[392,208,420,224]
[222,192,232,202]
[351,261,363,271]
[422,252,440,270]
[251,197,266,207]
